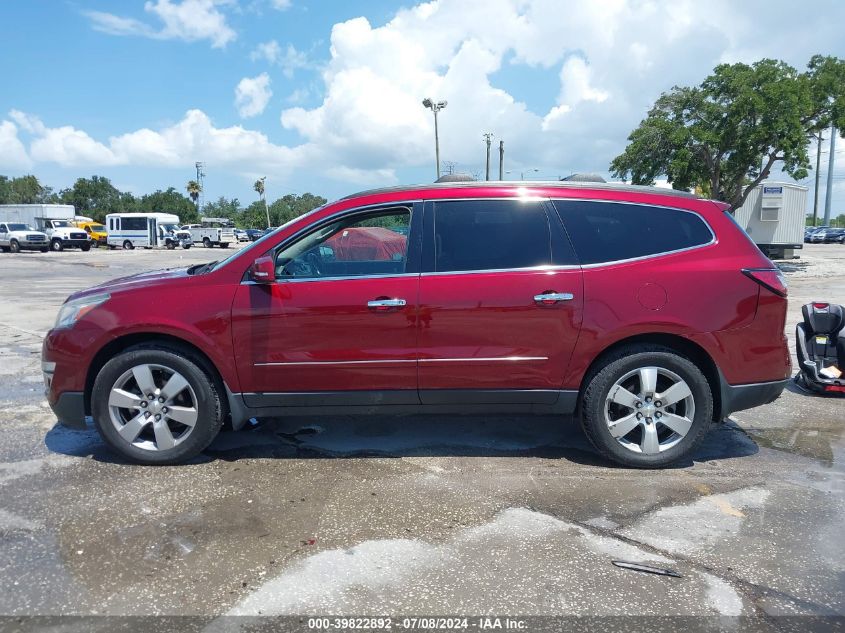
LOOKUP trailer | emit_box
[732,182,807,259]
[182,217,236,248]
[0,204,90,251]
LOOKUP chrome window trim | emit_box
[550,197,717,269]
[240,201,420,285]
[254,356,547,367]
[420,264,579,277]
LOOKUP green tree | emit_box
[0,174,47,204]
[186,180,201,210]
[59,175,128,221]
[139,187,199,224]
[202,196,241,221]
[611,56,845,209]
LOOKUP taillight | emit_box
[742,268,787,297]
[812,302,829,310]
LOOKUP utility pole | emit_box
[498,140,504,180]
[823,125,836,226]
[813,131,823,227]
[422,98,447,179]
[195,162,205,211]
[483,133,494,181]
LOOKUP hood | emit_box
[69,267,192,301]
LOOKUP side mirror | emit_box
[249,255,275,284]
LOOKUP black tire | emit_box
[51,239,64,252]
[579,345,713,468]
[108,244,117,250]
[123,240,134,250]
[166,241,176,250]
[220,242,230,248]
[81,243,91,252]
[182,243,191,249]
[40,247,49,253]
[9,240,20,254]
[91,346,225,465]
[203,237,212,248]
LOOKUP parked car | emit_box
[245,228,265,241]
[0,222,49,252]
[43,181,790,468]
[234,228,249,242]
[822,227,845,243]
[808,228,831,243]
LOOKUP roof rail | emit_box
[339,180,699,201]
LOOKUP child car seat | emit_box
[795,302,845,394]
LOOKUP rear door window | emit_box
[432,200,571,272]
[553,200,713,265]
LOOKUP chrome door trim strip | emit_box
[254,356,548,367]
[254,359,417,367]
[419,356,548,363]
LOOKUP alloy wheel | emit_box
[604,366,695,455]
[107,363,199,452]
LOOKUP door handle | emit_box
[534,292,574,305]
[367,298,407,311]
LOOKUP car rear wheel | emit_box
[203,237,212,248]
[580,345,713,468]
[91,347,224,465]
[166,241,176,250]
[122,240,134,250]
[9,240,20,253]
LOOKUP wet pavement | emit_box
[0,245,843,622]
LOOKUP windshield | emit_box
[52,220,72,228]
[160,224,178,233]
[89,224,105,232]
[209,203,330,272]
[7,223,32,231]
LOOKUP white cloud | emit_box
[251,40,311,78]
[235,73,273,118]
[270,0,292,10]
[0,121,33,170]
[85,0,236,48]
[16,0,845,192]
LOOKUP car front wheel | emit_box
[91,347,224,465]
[580,345,713,468]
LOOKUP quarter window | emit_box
[553,200,713,265]
[275,208,411,280]
[433,200,557,272]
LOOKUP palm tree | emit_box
[254,177,270,228]
[186,180,201,209]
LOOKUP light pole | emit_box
[422,98,447,179]
[483,133,494,181]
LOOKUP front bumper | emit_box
[62,239,90,248]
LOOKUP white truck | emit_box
[182,217,236,248]
[0,204,91,252]
[0,221,49,253]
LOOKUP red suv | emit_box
[42,182,790,468]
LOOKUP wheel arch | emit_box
[84,333,230,419]
[576,332,723,421]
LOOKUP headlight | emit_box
[55,293,110,329]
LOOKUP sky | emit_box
[1,0,844,212]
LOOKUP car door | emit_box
[0,224,7,244]
[417,198,583,404]
[231,203,423,407]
